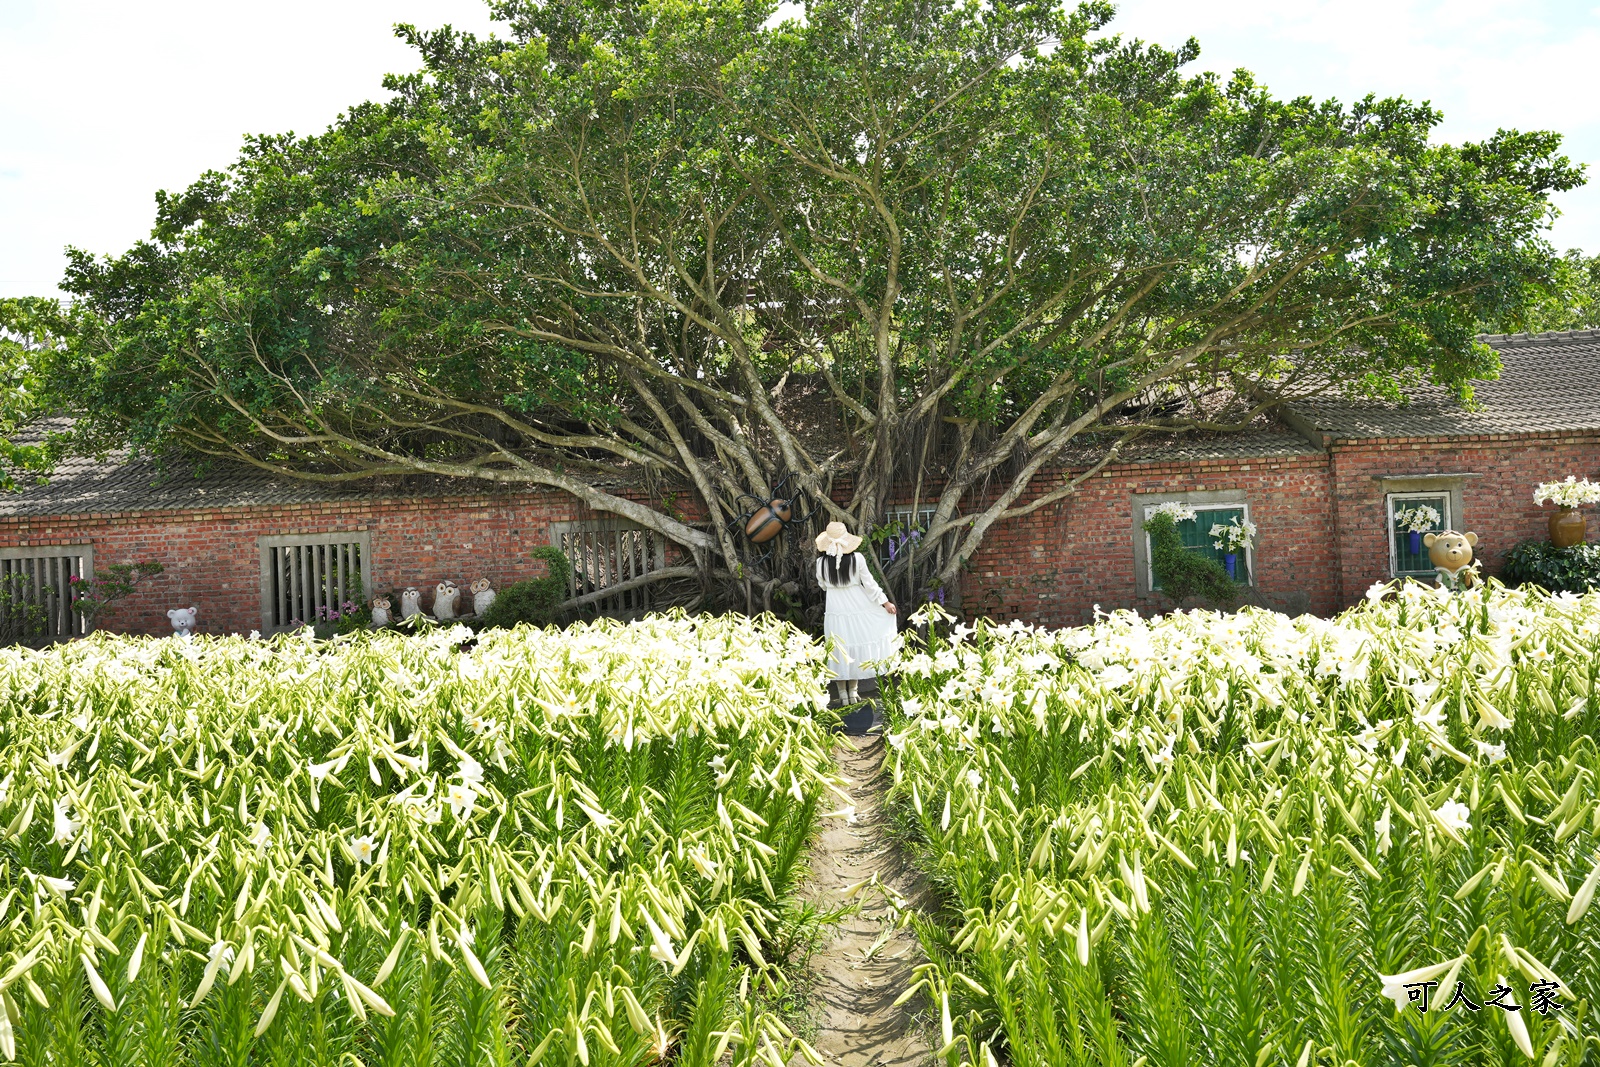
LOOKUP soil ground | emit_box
[794,728,932,1066]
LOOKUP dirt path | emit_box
[798,734,932,1067]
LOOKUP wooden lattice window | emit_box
[0,545,94,642]
[258,532,371,634]
[553,520,667,617]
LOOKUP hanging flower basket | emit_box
[1210,517,1255,583]
[1395,504,1440,559]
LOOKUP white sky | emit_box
[3,0,1598,299]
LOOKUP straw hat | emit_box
[814,521,862,556]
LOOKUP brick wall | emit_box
[1327,432,1600,604]
[0,492,587,637]
[959,452,1339,626]
[5,430,1599,636]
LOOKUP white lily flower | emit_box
[1434,799,1472,836]
[447,782,477,819]
[1378,957,1460,1013]
[52,797,80,845]
[350,835,377,865]
[456,756,484,787]
[1474,739,1507,763]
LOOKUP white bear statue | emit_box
[167,606,198,636]
[470,578,495,616]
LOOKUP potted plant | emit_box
[1209,516,1256,580]
[1395,503,1441,556]
[1534,476,1600,548]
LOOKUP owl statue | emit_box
[399,587,423,620]
[433,581,460,620]
[370,596,391,627]
[470,577,496,616]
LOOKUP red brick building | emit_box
[4,329,1599,637]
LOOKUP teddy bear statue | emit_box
[1424,530,1480,591]
[370,596,391,627]
[399,587,423,620]
[166,606,198,636]
[470,577,495,616]
[432,580,460,620]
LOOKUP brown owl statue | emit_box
[470,578,496,616]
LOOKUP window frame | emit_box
[0,544,95,640]
[878,505,937,564]
[1130,490,1255,597]
[257,531,372,635]
[1386,491,1453,578]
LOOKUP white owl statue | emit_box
[399,587,423,620]
[433,581,460,620]
[470,577,495,616]
[370,596,391,627]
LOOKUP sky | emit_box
[2,0,1598,300]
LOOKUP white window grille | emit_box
[878,505,938,564]
[1387,492,1452,578]
[258,532,371,634]
[553,520,667,617]
[0,545,93,641]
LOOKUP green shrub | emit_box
[1502,538,1600,593]
[477,545,573,629]
[1143,511,1237,605]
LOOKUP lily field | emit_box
[883,585,1600,1067]
[0,585,1598,1065]
[0,616,841,1067]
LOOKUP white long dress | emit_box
[817,552,898,681]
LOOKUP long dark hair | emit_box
[818,550,855,587]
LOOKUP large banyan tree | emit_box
[49,0,1581,613]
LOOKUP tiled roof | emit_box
[1,449,384,517]
[1285,328,1600,444]
[1059,427,1323,467]
[0,419,563,517]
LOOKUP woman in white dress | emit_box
[815,521,897,705]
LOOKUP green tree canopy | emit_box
[0,298,70,493]
[43,0,1584,611]
[1523,249,1600,332]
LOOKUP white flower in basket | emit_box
[1210,517,1257,553]
[1533,476,1600,509]
[1395,504,1441,534]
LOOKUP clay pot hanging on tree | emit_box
[1534,477,1600,548]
